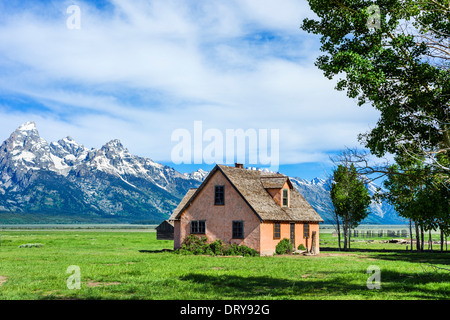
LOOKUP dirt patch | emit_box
[356,256,378,261]
[42,290,59,296]
[85,280,121,288]
[272,252,354,258]
[317,252,356,257]
[0,276,8,287]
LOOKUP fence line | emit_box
[332,229,411,238]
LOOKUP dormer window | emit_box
[214,185,225,205]
[282,189,289,207]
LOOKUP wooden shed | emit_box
[156,220,174,240]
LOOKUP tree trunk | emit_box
[409,219,413,252]
[441,228,444,252]
[415,222,420,252]
[336,217,342,251]
[343,226,347,251]
[348,226,351,250]
[429,230,432,251]
[420,224,424,252]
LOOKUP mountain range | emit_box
[0,122,405,224]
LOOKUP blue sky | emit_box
[0,0,381,180]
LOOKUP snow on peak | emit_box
[186,168,209,181]
[103,139,125,150]
[63,136,76,143]
[17,121,37,132]
[311,177,325,185]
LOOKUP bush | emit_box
[297,244,306,251]
[209,239,224,255]
[174,236,258,257]
[177,235,208,255]
[221,243,258,257]
[222,243,239,256]
[275,238,293,255]
[236,245,258,257]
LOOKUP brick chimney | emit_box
[235,163,244,168]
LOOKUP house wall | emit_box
[260,221,320,256]
[174,170,261,251]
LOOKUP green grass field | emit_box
[0,229,448,300]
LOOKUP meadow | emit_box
[0,227,448,300]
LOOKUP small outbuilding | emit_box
[156,220,174,240]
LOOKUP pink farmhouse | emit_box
[169,164,323,256]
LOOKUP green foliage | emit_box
[275,238,293,255]
[220,243,257,257]
[208,239,224,255]
[175,234,208,255]
[175,235,258,257]
[383,155,450,244]
[331,164,371,250]
[331,164,371,228]
[382,159,426,223]
[301,0,450,174]
[297,244,306,251]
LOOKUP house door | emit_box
[290,223,295,248]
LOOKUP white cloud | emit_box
[0,0,380,168]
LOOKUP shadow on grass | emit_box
[321,247,450,266]
[179,269,450,299]
[139,249,173,253]
[180,272,352,299]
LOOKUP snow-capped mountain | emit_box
[183,168,209,182]
[0,122,403,224]
[0,122,204,222]
[0,122,69,177]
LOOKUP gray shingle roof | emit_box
[260,176,289,189]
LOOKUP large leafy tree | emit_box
[301,0,450,175]
[416,169,450,251]
[331,164,372,250]
[382,156,428,250]
[383,153,450,251]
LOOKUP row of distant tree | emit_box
[301,0,449,252]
